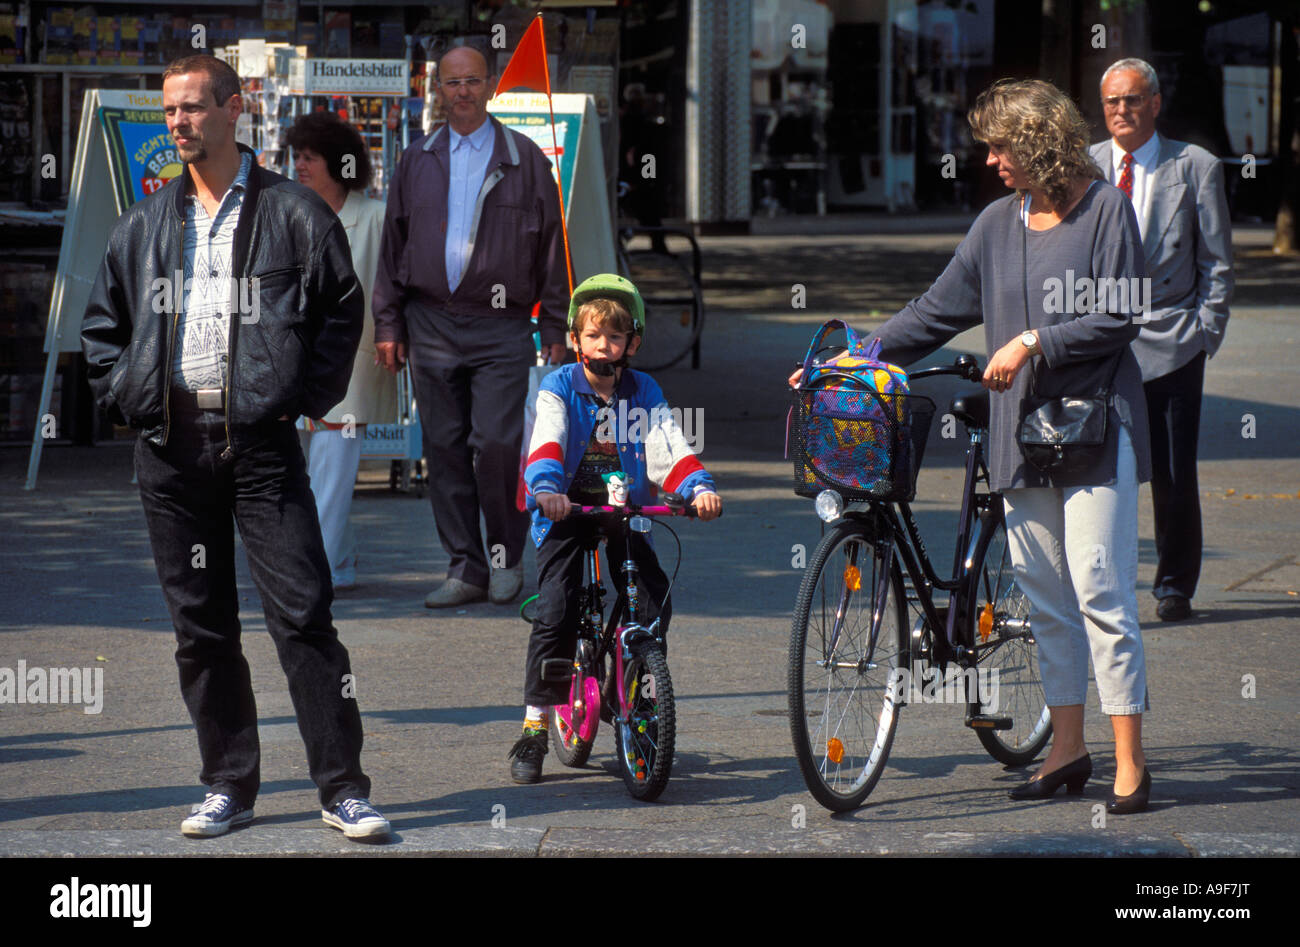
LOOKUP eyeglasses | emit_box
[1102,93,1148,110]
[439,77,487,91]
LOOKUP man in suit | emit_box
[1091,57,1234,622]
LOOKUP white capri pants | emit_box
[298,426,364,588]
[1001,425,1149,715]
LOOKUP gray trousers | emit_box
[406,301,534,588]
[1002,425,1149,716]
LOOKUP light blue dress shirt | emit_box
[445,119,495,293]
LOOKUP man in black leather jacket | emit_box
[80,54,390,841]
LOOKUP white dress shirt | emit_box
[444,118,495,294]
[1106,131,1160,239]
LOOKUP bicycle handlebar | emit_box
[791,353,983,388]
[906,354,984,384]
[570,503,701,519]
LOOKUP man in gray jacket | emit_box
[1091,57,1234,622]
[373,46,569,609]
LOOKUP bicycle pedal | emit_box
[964,714,1013,731]
[540,659,575,683]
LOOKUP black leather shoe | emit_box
[1107,767,1151,814]
[507,731,548,784]
[1008,753,1092,800]
[1157,595,1192,621]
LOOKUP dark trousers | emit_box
[524,517,672,707]
[406,302,534,588]
[134,405,369,809]
[1144,351,1206,601]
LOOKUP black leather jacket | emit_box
[81,144,363,449]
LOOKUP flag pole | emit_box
[536,15,574,295]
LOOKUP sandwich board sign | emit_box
[488,92,615,283]
[26,89,171,489]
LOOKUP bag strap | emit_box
[1020,194,1124,399]
[799,319,875,378]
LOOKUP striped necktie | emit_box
[1118,151,1134,200]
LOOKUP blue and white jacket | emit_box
[524,363,716,546]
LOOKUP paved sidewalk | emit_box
[1,225,1297,856]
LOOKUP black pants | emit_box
[406,302,534,588]
[134,405,369,809]
[523,517,672,707]
[1144,351,1206,601]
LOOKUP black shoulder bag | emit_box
[1015,195,1121,475]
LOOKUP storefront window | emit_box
[752,0,994,216]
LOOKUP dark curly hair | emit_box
[285,111,373,192]
[968,79,1102,212]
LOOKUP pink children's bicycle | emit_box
[522,494,701,801]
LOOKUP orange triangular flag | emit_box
[496,15,550,95]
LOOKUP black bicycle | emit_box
[787,354,1050,811]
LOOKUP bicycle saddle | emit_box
[948,388,989,431]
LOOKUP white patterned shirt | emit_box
[173,152,252,391]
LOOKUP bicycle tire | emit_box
[619,248,703,372]
[788,519,908,812]
[614,639,675,801]
[967,508,1052,766]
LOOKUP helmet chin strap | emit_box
[579,352,628,377]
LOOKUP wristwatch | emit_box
[1020,330,1039,356]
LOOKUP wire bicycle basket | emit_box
[790,383,935,504]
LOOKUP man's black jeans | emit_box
[134,404,370,809]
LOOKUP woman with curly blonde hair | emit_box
[795,78,1155,812]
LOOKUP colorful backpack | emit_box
[790,319,930,502]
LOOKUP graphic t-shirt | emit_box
[567,394,623,503]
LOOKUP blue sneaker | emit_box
[322,797,391,839]
[181,792,254,837]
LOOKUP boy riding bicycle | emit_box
[508,273,722,784]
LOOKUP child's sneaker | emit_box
[508,728,549,784]
[180,792,253,837]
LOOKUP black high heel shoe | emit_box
[1107,768,1151,814]
[1007,753,1092,800]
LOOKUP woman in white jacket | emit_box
[289,112,398,589]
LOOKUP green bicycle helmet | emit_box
[566,273,646,337]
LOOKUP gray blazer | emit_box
[1089,136,1234,380]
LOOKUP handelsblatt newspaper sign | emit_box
[287,58,407,96]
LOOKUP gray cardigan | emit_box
[871,181,1152,491]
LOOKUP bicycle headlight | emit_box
[815,489,844,523]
